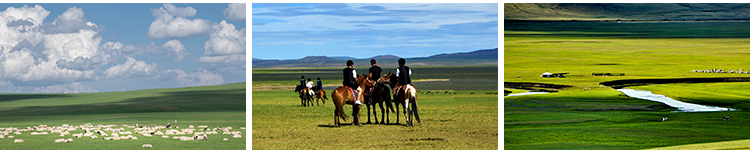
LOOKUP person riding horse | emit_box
[393,58,411,97]
[316,77,323,92]
[306,78,315,96]
[343,60,364,105]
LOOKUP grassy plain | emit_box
[0,83,246,150]
[505,21,750,150]
[252,66,498,149]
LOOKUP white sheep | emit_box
[142,144,153,148]
[90,135,97,139]
[223,138,228,141]
[13,139,23,143]
[8,135,14,138]
[161,135,169,138]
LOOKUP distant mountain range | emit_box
[505,3,750,21]
[252,48,498,68]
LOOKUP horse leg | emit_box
[379,101,386,124]
[373,101,379,124]
[405,97,412,126]
[334,109,339,127]
[365,103,372,124]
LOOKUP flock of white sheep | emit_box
[0,123,246,148]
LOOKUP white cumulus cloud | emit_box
[161,39,187,62]
[40,7,101,34]
[223,3,245,21]
[199,20,245,66]
[104,57,158,79]
[147,4,211,39]
[163,3,196,17]
[163,68,223,86]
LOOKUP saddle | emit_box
[345,86,359,101]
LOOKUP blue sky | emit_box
[252,3,498,60]
[0,3,246,93]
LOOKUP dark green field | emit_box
[253,65,498,91]
[505,20,750,150]
[0,83,246,150]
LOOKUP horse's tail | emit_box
[411,96,420,124]
[322,90,328,100]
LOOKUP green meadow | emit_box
[252,66,498,149]
[505,21,750,149]
[0,82,246,150]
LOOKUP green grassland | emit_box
[252,66,498,149]
[0,82,246,150]
[505,21,750,150]
[252,89,497,150]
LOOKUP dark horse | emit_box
[331,74,373,127]
[384,71,421,126]
[364,75,395,124]
[294,85,314,106]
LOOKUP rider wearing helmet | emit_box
[343,60,364,105]
[394,58,411,96]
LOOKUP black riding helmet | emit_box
[398,58,406,65]
[346,60,354,66]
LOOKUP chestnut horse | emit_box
[385,71,421,126]
[315,89,328,106]
[294,85,314,106]
[331,74,373,127]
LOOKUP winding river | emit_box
[617,89,735,112]
[505,91,549,97]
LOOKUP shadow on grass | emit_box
[0,94,72,103]
[0,88,246,117]
[317,122,408,128]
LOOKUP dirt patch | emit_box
[407,137,445,141]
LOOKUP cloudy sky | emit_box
[0,3,245,93]
[252,3,498,60]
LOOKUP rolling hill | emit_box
[505,3,750,21]
[252,48,498,68]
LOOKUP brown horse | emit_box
[315,89,328,106]
[331,74,373,127]
[385,71,420,126]
[295,85,314,106]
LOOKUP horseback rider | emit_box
[300,76,306,87]
[368,59,383,101]
[306,78,315,96]
[393,58,411,96]
[343,60,364,105]
[316,77,323,92]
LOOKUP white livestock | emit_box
[142,144,153,148]
[14,139,23,143]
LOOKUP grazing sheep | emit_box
[14,139,23,143]
[198,125,208,128]
[142,134,152,137]
[162,135,169,138]
[223,138,228,141]
[90,135,97,139]
[103,137,113,140]
[8,135,14,138]
[142,144,153,148]
[240,127,246,130]
[188,125,195,128]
